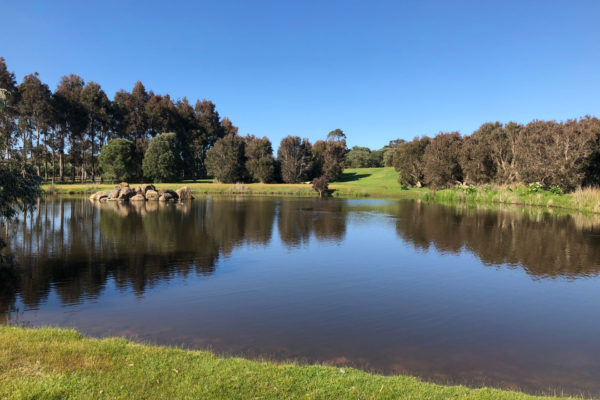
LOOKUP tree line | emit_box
[0,57,349,185]
[0,57,241,183]
[393,118,600,191]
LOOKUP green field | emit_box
[0,326,577,400]
[41,168,600,213]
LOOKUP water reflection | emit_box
[3,197,600,396]
[393,201,600,278]
[4,199,600,311]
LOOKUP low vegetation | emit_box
[0,326,576,400]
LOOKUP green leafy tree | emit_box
[0,58,18,161]
[17,73,53,176]
[54,74,88,182]
[205,134,247,183]
[80,81,110,182]
[345,146,371,168]
[277,136,313,183]
[98,139,136,183]
[245,135,275,183]
[142,133,183,182]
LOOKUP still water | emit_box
[2,197,600,396]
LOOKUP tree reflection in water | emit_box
[2,197,600,318]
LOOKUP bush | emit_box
[245,136,275,183]
[312,176,329,197]
[206,134,247,183]
[528,182,543,193]
[142,133,183,182]
[550,185,564,195]
[98,139,136,183]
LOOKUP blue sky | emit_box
[2,0,599,149]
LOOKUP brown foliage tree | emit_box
[393,136,430,186]
[422,132,463,188]
[277,136,313,183]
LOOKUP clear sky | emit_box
[1,0,599,149]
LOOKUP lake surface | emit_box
[2,197,600,396]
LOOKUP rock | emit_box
[89,190,112,201]
[130,193,146,201]
[176,186,194,201]
[158,189,179,201]
[158,194,166,201]
[107,187,121,200]
[119,182,130,188]
[118,187,135,201]
[145,189,159,201]
[137,183,156,195]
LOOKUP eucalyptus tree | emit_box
[54,74,87,182]
[194,99,226,177]
[17,73,54,176]
[113,81,150,178]
[80,81,110,182]
[0,58,18,161]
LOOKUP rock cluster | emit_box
[89,183,194,202]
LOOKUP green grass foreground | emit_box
[0,326,577,400]
[41,167,600,213]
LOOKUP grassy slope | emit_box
[41,168,600,213]
[0,326,576,400]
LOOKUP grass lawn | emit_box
[41,168,600,213]
[0,326,578,400]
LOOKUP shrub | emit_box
[528,182,543,193]
[205,134,247,183]
[550,185,564,195]
[98,139,136,183]
[312,176,329,197]
[142,133,183,182]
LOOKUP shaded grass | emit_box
[41,168,600,213]
[0,326,578,400]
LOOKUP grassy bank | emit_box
[41,168,600,213]
[0,326,577,400]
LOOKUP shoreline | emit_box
[0,326,580,399]
[41,168,600,215]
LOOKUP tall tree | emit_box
[322,133,346,181]
[80,81,110,182]
[54,74,87,182]
[326,128,346,142]
[17,73,53,177]
[0,58,18,161]
[194,99,225,177]
[277,136,313,183]
[113,81,150,179]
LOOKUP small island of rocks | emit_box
[89,183,194,202]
